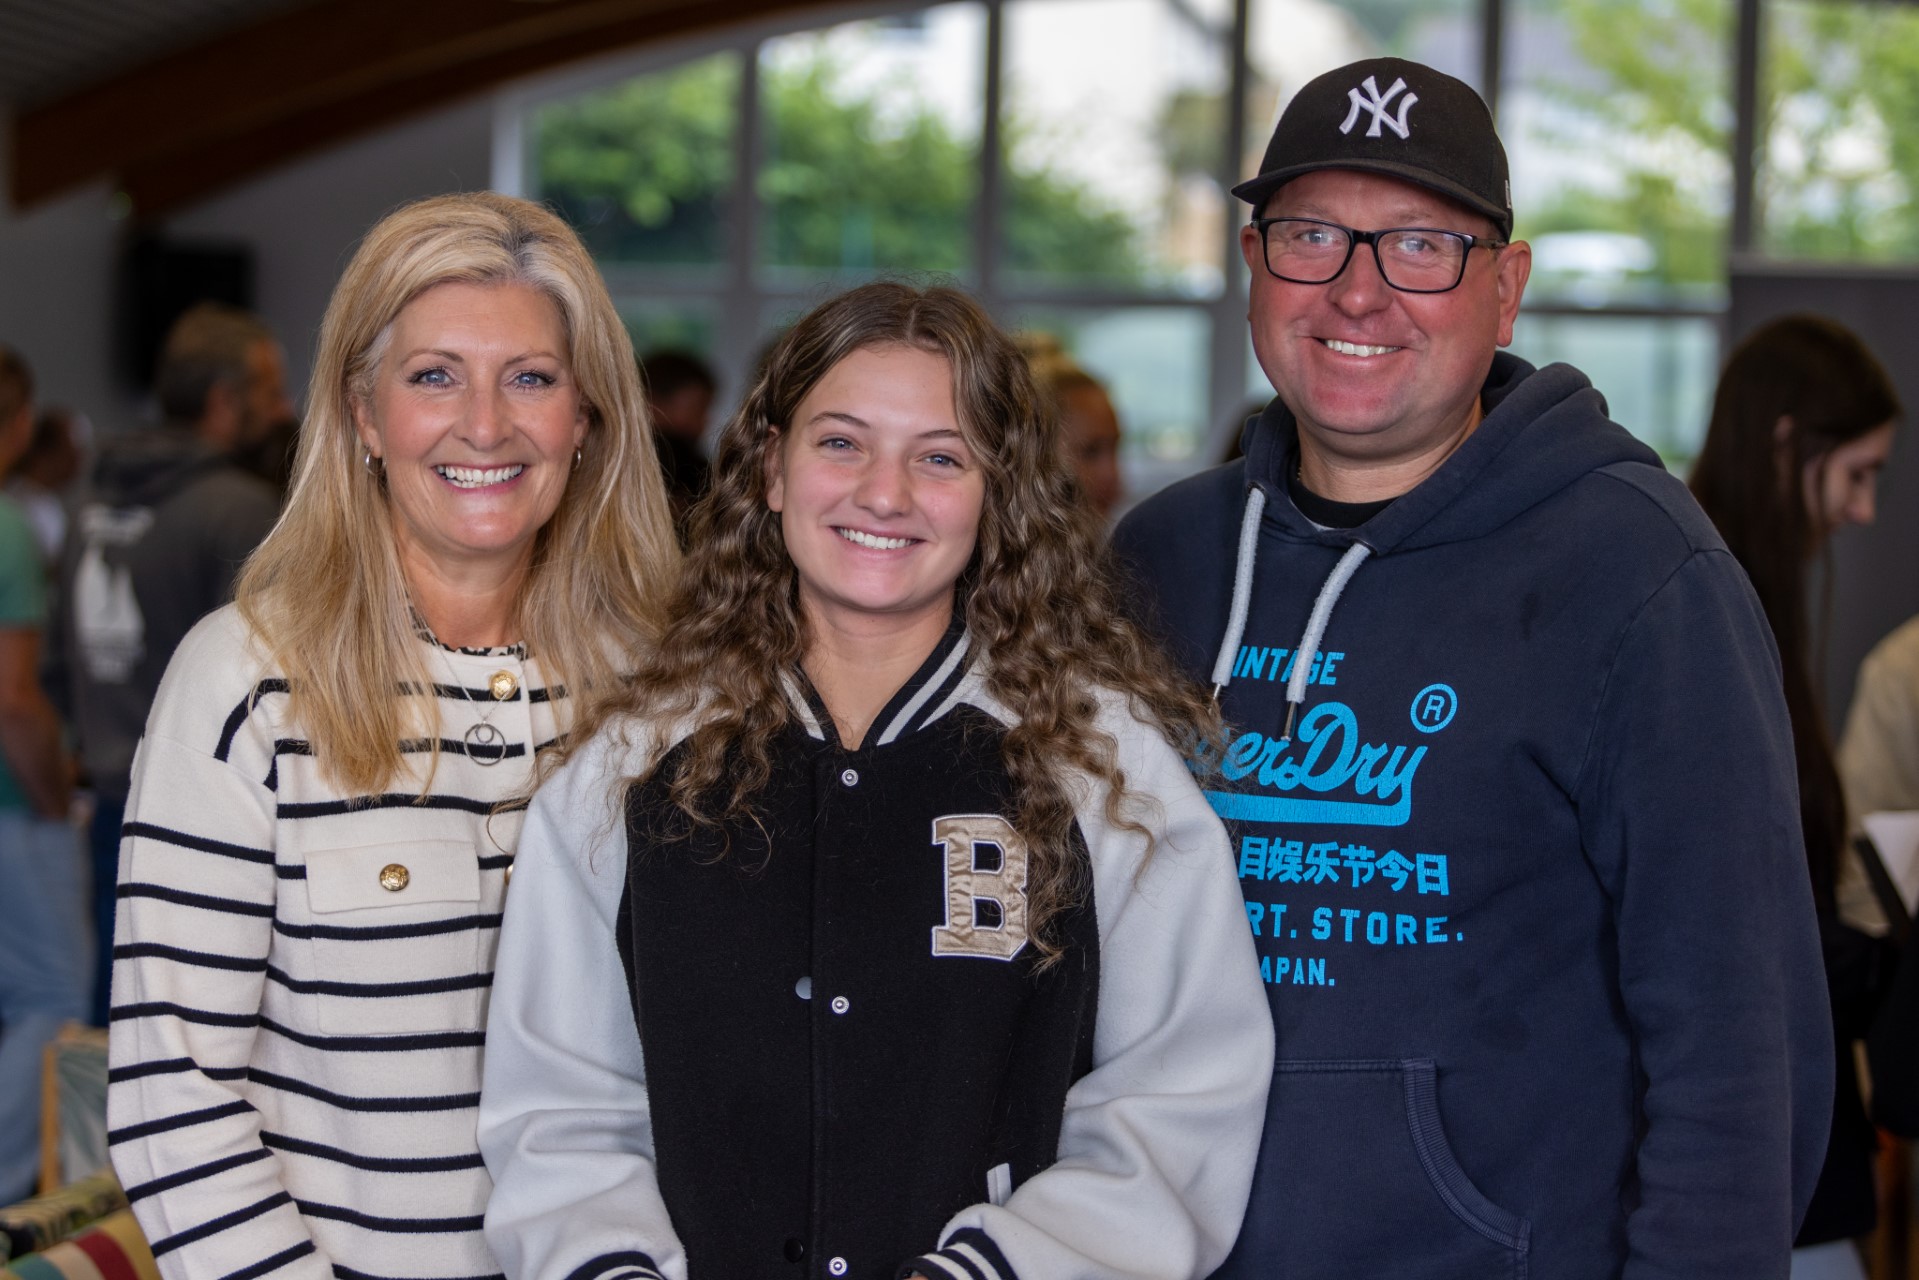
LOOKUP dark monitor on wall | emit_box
[117,237,255,392]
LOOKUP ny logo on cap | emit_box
[1340,75,1418,139]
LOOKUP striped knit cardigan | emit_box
[108,605,564,1280]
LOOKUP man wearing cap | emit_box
[1113,57,1830,1278]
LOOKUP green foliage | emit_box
[1001,117,1145,283]
[535,41,1144,282]
[1154,89,1225,181]
[535,55,738,265]
[1534,0,1919,280]
[1526,0,1731,290]
[1763,2,1919,261]
[758,53,976,273]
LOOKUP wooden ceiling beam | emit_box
[10,0,829,215]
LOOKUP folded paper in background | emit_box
[1859,811,1919,938]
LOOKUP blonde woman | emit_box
[107,192,678,1280]
[480,283,1271,1280]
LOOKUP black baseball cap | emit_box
[1233,57,1513,239]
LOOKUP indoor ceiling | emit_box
[0,0,320,111]
[1,0,827,219]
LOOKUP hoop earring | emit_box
[573,447,582,471]
[363,449,382,476]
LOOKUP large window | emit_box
[1498,0,1732,466]
[1761,0,1919,264]
[511,0,1906,498]
[759,12,987,282]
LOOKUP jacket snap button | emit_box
[783,1237,806,1262]
[840,768,858,787]
[828,1258,848,1276]
[379,864,409,892]
[795,976,812,1000]
[830,995,850,1015]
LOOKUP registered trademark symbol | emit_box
[1410,683,1457,733]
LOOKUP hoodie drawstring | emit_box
[1210,487,1267,694]
[1210,487,1374,745]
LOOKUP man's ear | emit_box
[1240,222,1266,277]
[764,427,785,513]
[1493,239,1532,349]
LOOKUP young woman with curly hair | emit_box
[479,282,1272,1280]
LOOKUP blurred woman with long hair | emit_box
[1690,313,1901,1279]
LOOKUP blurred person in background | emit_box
[1050,368,1124,519]
[47,302,287,1026]
[0,344,88,1206]
[106,193,678,1280]
[640,347,716,537]
[231,412,304,500]
[1690,313,1904,1280]
[3,405,88,567]
[1022,335,1124,519]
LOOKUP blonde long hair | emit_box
[238,192,679,794]
[607,282,1218,959]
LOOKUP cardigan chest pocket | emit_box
[302,840,487,1036]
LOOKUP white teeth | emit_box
[838,527,913,550]
[435,464,524,488]
[1323,339,1399,357]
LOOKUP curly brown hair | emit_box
[598,281,1219,958]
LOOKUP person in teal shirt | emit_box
[0,344,87,1205]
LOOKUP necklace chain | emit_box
[440,654,518,766]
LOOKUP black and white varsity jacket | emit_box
[477,624,1273,1280]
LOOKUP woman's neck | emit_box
[801,603,953,751]
[403,553,529,650]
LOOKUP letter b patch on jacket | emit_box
[931,814,1029,961]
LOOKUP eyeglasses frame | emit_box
[1248,216,1508,295]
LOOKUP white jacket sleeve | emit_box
[908,703,1274,1280]
[478,730,685,1280]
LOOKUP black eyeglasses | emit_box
[1250,217,1505,294]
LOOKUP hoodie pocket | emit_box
[1233,1058,1529,1280]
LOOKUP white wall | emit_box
[0,106,127,434]
[0,93,496,432]
[163,95,496,404]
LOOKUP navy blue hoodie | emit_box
[1113,353,1832,1280]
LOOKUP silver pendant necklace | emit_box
[445,660,519,766]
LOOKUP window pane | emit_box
[759,7,986,283]
[1510,313,1719,468]
[1246,0,1481,198]
[1011,306,1213,501]
[1001,0,1233,294]
[534,53,739,270]
[618,300,719,363]
[1502,0,1732,308]
[1761,1,1919,263]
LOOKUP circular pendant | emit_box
[464,720,506,764]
